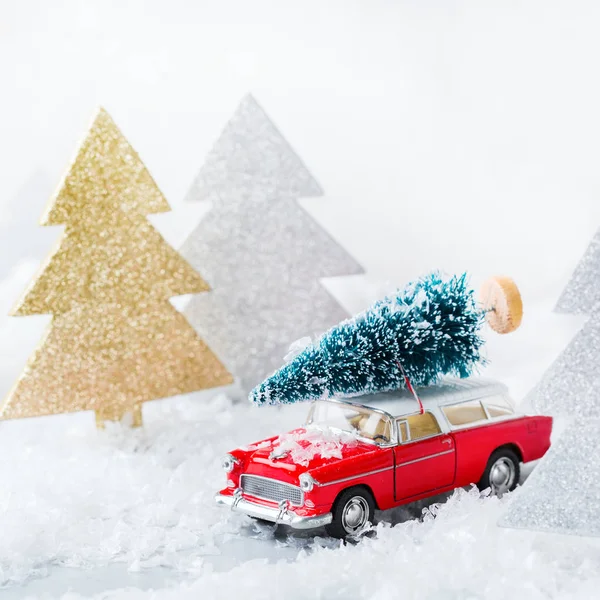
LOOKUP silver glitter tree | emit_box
[500,229,600,536]
[528,227,600,419]
[500,417,600,537]
[554,228,600,315]
[180,95,364,393]
[527,312,600,419]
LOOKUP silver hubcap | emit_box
[489,457,516,496]
[341,496,369,533]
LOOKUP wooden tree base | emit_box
[480,276,523,334]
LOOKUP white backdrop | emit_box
[1,0,598,403]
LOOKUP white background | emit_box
[1,3,599,597]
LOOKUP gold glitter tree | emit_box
[1,108,233,427]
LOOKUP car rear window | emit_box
[442,400,488,427]
[482,395,515,418]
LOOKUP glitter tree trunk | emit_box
[500,229,600,536]
[180,95,364,393]
[1,108,232,426]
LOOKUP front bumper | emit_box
[215,492,332,530]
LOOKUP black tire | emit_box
[477,448,520,497]
[326,487,375,539]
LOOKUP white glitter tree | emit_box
[500,229,600,537]
[180,95,364,393]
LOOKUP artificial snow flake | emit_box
[273,427,358,466]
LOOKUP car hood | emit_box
[240,427,378,480]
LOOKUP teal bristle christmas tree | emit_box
[250,272,522,406]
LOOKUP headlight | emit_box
[222,454,239,473]
[299,473,317,492]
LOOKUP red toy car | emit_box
[216,378,552,538]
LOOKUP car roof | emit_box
[335,377,508,418]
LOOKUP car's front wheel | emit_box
[478,448,520,497]
[326,487,375,539]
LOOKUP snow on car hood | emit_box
[243,426,376,471]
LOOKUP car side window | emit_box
[482,395,515,418]
[442,400,488,427]
[406,412,441,441]
[397,412,441,443]
[347,412,392,443]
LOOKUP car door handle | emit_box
[441,438,452,445]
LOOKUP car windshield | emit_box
[306,400,392,444]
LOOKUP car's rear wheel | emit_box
[478,448,520,496]
[326,487,375,539]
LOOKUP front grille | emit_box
[241,475,303,506]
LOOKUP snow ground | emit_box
[0,394,597,600]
